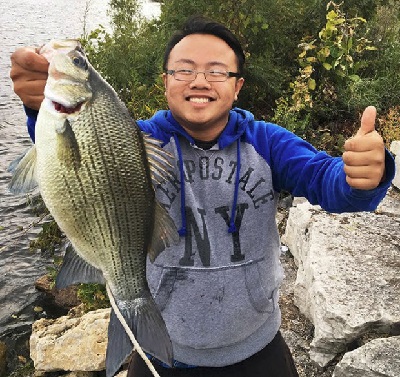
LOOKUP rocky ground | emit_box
[4,199,387,377]
[280,251,336,377]
[2,208,336,377]
[276,205,336,377]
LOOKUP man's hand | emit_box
[343,106,386,190]
[10,47,49,110]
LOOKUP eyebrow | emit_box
[173,59,228,68]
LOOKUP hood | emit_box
[149,107,254,148]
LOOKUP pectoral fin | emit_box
[57,119,81,169]
[55,245,105,289]
[148,201,179,263]
[8,146,38,194]
[143,132,174,186]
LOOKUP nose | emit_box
[189,72,211,88]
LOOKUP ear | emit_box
[162,72,168,89]
[234,78,245,101]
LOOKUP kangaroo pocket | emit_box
[147,258,281,350]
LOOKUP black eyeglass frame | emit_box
[165,69,242,82]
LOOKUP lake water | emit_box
[0,0,160,338]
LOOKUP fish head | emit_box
[43,48,93,117]
[39,39,82,62]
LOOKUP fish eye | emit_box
[72,55,88,70]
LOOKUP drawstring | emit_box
[228,138,241,233]
[173,134,241,237]
[173,134,187,237]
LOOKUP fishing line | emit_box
[106,284,160,377]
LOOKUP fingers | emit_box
[10,47,49,110]
[344,130,384,153]
[343,154,385,189]
[10,47,49,73]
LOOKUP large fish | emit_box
[9,40,178,376]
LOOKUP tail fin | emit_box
[106,290,172,377]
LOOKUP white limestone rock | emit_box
[282,195,400,366]
[390,140,400,190]
[30,308,110,373]
[333,336,400,377]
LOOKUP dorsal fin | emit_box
[143,133,174,186]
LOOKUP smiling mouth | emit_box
[188,97,213,103]
[53,101,83,114]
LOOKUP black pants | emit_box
[127,331,299,377]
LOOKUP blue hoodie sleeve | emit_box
[24,105,39,143]
[250,121,395,213]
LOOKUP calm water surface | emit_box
[0,0,160,335]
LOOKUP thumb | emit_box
[356,106,377,136]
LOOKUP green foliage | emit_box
[82,0,330,119]
[348,0,400,113]
[29,220,63,253]
[82,0,167,118]
[77,283,110,312]
[291,2,375,111]
[273,1,382,150]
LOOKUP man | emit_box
[10,15,394,377]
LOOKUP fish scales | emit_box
[9,41,177,376]
[39,80,153,299]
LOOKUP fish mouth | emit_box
[52,101,84,114]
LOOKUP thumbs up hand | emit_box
[343,106,386,190]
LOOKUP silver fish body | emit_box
[37,60,153,301]
[9,44,177,376]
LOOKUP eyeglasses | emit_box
[165,69,241,82]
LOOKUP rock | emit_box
[115,371,128,377]
[282,194,400,366]
[390,140,400,156]
[30,308,110,372]
[35,274,80,309]
[64,372,96,377]
[333,336,400,377]
[390,140,400,190]
[0,341,6,377]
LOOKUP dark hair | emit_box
[163,15,245,75]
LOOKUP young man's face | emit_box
[163,33,244,141]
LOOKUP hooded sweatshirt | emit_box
[136,108,394,366]
[25,106,395,367]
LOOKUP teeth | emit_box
[189,97,210,103]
